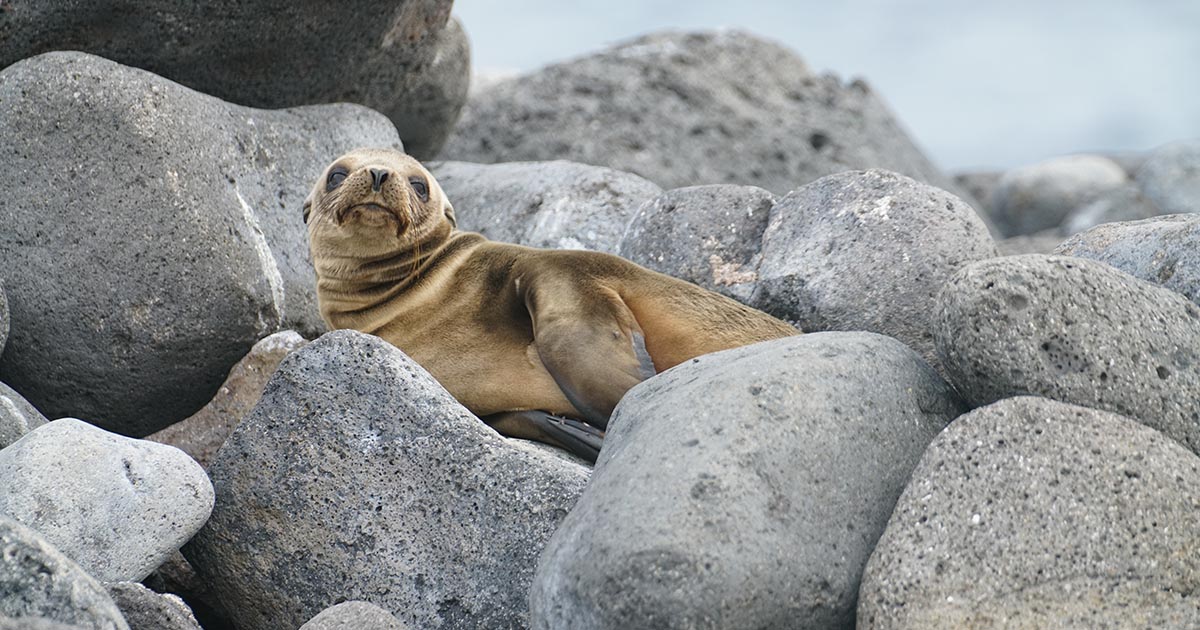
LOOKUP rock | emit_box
[185,330,590,630]
[105,583,201,630]
[952,170,1002,211]
[618,185,777,302]
[0,381,49,450]
[995,229,1064,256]
[1136,140,1200,216]
[1104,149,1150,176]
[0,2,466,158]
[857,396,1200,629]
[140,553,231,630]
[1060,183,1163,235]
[0,419,214,582]
[430,160,661,253]
[936,254,1200,454]
[750,170,996,372]
[0,51,400,436]
[0,281,7,356]
[299,602,408,630]
[0,514,129,630]
[442,31,963,198]
[148,330,309,468]
[531,333,965,630]
[1056,214,1200,306]
[990,155,1128,237]
[0,617,88,630]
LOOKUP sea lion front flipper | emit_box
[523,279,656,430]
[481,411,604,463]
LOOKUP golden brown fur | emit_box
[305,148,798,452]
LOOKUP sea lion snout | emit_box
[369,167,390,192]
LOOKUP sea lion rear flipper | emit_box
[524,280,656,430]
[481,411,604,463]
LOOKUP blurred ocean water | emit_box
[454,0,1200,171]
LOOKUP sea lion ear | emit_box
[302,193,313,224]
[443,201,457,228]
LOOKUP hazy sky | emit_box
[454,1,1199,172]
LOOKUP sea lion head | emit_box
[303,147,456,260]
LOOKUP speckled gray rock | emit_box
[185,330,590,630]
[0,515,129,630]
[105,583,200,630]
[148,330,310,469]
[1056,214,1200,306]
[0,617,87,630]
[618,185,776,302]
[952,170,1002,211]
[299,602,408,630]
[995,229,1064,256]
[531,333,965,630]
[0,381,48,450]
[858,397,1200,629]
[430,160,661,252]
[0,281,8,357]
[990,155,1128,236]
[0,51,400,436]
[1060,183,1163,235]
[443,31,962,198]
[0,419,214,582]
[936,254,1200,454]
[749,170,996,371]
[0,1,466,158]
[1136,140,1200,216]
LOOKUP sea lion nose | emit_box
[369,168,390,192]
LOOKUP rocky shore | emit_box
[1,4,1197,629]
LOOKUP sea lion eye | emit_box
[326,167,349,192]
[409,177,429,202]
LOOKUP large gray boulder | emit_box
[0,515,129,630]
[989,154,1128,237]
[185,330,590,630]
[104,583,201,630]
[531,333,965,630]
[442,31,962,198]
[1136,139,1200,216]
[0,51,400,436]
[750,170,997,371]
[299,602,408,630]
[858,397,1200,629]
[0,381,48,450]
[1060,183,1163,235]
[936,254,1200,455]
[0,618,87,630]
[148,330,310,469]
[430,160,662,253]
[0,1,466,158]
[1056,214,1200,306]
[618,185,777,303]
[0,419,214,583]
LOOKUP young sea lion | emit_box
[304,148,798,461]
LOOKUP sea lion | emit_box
[304,147,799,461]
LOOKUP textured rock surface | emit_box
[0,617,87,630]
[0,281,7,357]
[0,1,466,158]
[750,170,996,371]
[0,52,400,436]
[148,330,309,468]
[185,330,590,630]
[618,185,777,302]
[858,397,1200,629]
[1060,183,1163,235]
[140,553,231,630]
[299,602,408,630]
[0,515,129,630]
[1057,214,1200,306]
[443,31,962,197]
[430,160,661,252]
[531,333,965,630]
[0,419,214,582]
[1136,139,1200,216]
[990,155,1127,236]
[936,254,1200,454]
[0,381,48,450]
[105,582,201,630]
